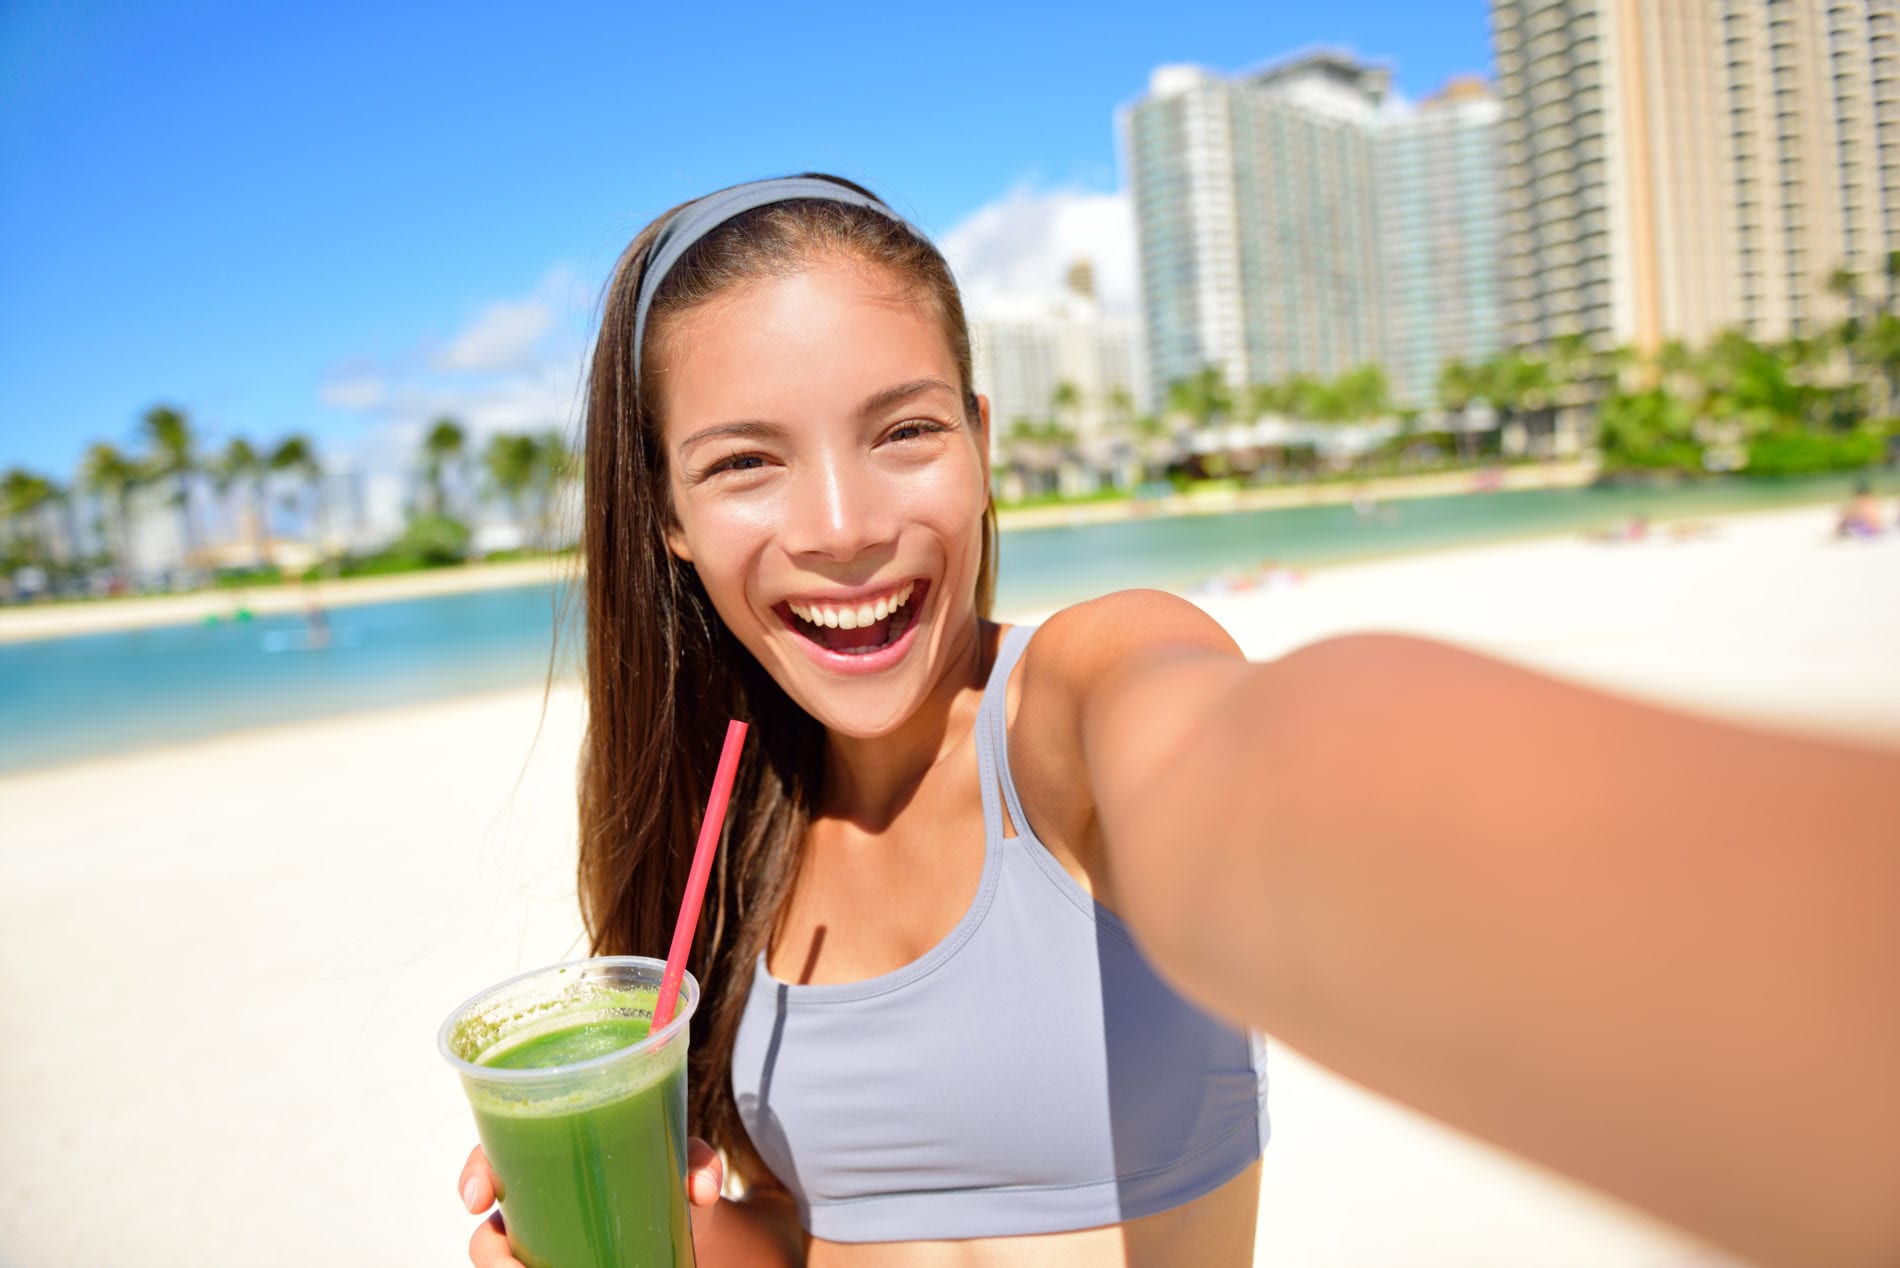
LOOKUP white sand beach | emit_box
[2,503,1895,1267]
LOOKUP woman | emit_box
[462,175,1900,1268]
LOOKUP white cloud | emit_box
[435,296,557,374]
[940,186,1139,316]
[320,265,598,481]
[318,368,387,411]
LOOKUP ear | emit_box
[663,520,693,564]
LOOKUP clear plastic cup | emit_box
[439,956,699,1268]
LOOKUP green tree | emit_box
[1334,363,1391,421]
[139,404,201,559]
[1436,360,1480,460]
[1167,366,1232,429]
[422,416,467,517]
[1050,381,1082,433]
[270,435,327,554]
[1855,313,1900,416]
[1598,386,1699,471]
[1701,331,1811,435]
[1827,264,1863,329]
[80,442,143,574]
[484,432,541,532]
[213,437,270,566]
[532,430,575,548]
[1279,373,1327,421]
[2,467,57,572]
[1474,349,1553,437]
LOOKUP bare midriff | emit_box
[802,1160,1261,1268]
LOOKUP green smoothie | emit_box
[466,1012,695,1268]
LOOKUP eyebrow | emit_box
[676,420,783,458]
[675,377,962,457]
[858,376,962,417]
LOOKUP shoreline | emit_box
[0,462,1846,647]
[992,458,1597,529]
[8,501,1892,781]
[0,554,575,646]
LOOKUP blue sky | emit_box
[0,0,1492,482]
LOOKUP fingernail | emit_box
[462,1177,481,1211]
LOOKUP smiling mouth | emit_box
[781,581,924,656]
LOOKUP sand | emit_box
[1,503,1894,1266]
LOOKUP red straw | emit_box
[652,719,749,1029]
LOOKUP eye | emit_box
[700,452,768,479]
[885,419,950,444]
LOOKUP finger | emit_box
[685,1137,724,1207]
[469,1208,524,1268]
[459,1144,495,1214]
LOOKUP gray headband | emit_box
[632,176,917,373]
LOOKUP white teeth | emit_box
[789,581,916,630]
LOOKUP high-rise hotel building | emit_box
[1380,77,1508,406]
[1122,53,1390,409]
[1491,0,1899,352]
[1123,52,1506,410]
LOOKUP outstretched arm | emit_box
[1063,597,1900,1268]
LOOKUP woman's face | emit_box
[656,253,990,738]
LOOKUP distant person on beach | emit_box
[456,175,1900,1268]
[304,600,330,650]
[1836,482,1886,539]
[1588,512,1651,545]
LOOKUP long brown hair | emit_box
[576,175,997,1185]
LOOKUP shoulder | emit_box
[1018,590,1242,704]
[1002,592,1241,822]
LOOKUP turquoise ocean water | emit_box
[0,474,1877,774]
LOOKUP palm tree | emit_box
[1854,312,1900,417]
[1475,349,1553,441]
[270,435,326,556]
[1436,360,1479,459]
[212,437,270,566]
[139,404,200,560]
[1336,363,1391,421]
[2,467,56,571]
[1280,373,1327,422]
[1167,366,1233,430]
[532,430,576,549]
[1827,264,1862,325]
[1050,380,1082,433]
[422,416,467,517]
[80,442,142,574]
[484,432,541,536]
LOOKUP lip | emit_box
[779,578,917,609]
[773,579,930,676]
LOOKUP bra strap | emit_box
[975,624,1036,842]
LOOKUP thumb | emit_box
[685,1137,724,1207]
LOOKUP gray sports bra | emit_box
[729,624,1268,1243]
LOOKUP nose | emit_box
[781,447,896,565]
